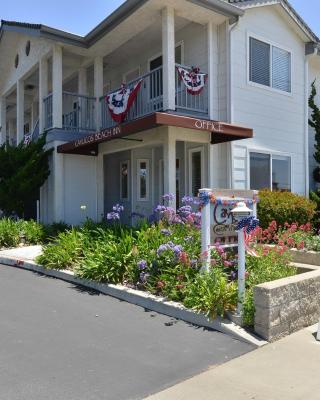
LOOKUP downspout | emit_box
[305,47,318,198]
[227,18,239,189]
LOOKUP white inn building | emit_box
[1,0,320,224]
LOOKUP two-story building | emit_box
[0,0,319,224]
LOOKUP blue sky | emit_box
[0,0,319,37]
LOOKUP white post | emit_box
[199,188,211,272]
[53,146,65,222]
[94,56,103,130]
[163,129,176,209]
[207,21,215,120]
[0,97,7,145]
[317,320,320,341]
[36,200,40,223]
[52,45,63,129]
[162,6,175,111]
[237,227,246,315]
[78,68,87,95]
[39,56,48,134]
[16,79,25,143]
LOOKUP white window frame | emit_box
[137,159,150,202]
[188,147,205,197]
[120,160,130,201]
[247,149,293,192]
[247,32,293,96]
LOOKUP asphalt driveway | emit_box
[0,264,254,400]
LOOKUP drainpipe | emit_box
[305,46,318,198]
[227,18,239,189]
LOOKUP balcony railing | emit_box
[43,92,96,132]
[100,66,163,130]
[43,64,209,133]
[175,64,208,115]
[44,93,53,130]
[62,92,96,132]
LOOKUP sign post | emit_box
[317,319,320,341]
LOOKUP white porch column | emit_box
[162,6,175,111]
[8,120,14,145]
[0,97,7,145]
[94,57,103,129]
[78,68,87,95]
[207,21,215,120]
[39,56,48,134]
[163,128,176,209]
[53,146,65,222]
[16,79,25,143]
[52,45,63,129]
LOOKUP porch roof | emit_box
[56,112,253,156]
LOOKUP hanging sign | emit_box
[177,66,208,95]
[106,80,143,123]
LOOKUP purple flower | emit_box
[173,245,183,258]
[162,193,175,203]
[157,244,169,257]
[178,205,192,218]
[107,212,120,221]
[137,260,147,270]
[182,196,195,206]
[161,229,171,236]
[113,204,124,213]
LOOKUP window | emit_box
[189,149,203,197]
[249,37,291,93]
[250,152,291,191]
[120,161,130,200]
[137,159,149,201]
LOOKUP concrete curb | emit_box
[0,255,266,347]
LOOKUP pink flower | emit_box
[297,241,305,250]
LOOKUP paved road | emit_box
[0,264,254,400]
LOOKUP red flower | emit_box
[157,281,166,289]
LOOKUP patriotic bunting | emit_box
[177,66,208,95]
[106,80,143,123]
[23,133,32,146]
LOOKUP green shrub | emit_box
[258,190,316,229]
[75,228,135,284]
[183,268,237,318]
[0,218,20,247]
[17,220,45,244]
[243,249,296,327]
[43,222,71,241]
[36,228,86,270]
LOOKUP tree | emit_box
[308,80,320,182]
[0,134,53,217]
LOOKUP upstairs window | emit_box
[249,37,291,93]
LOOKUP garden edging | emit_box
[0,255,265,347]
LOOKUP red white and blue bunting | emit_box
[23,133,32,146]
[106,80,143,123]
[177,66,208,95]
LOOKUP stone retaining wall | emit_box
[254,269,320,341]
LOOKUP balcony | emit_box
[100,64,208,130]
[44,64,208,133]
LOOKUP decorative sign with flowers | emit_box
[199,189,259,245]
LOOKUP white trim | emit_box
[247,31,293,96]
[120,160,130,201]
[247,149,293,192]
[137,158,150,202]
[188,146,205,196]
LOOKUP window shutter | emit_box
[272,46,291,92]
[250,38,270,87]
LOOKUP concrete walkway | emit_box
[0,245,42,260]
[145,324,320,400]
